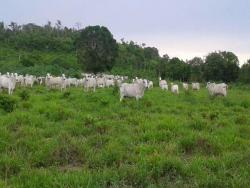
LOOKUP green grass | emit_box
[0,85,250,187]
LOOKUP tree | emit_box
[144,47,159,60]
[0,22,4,41]
[187,57,204,81]
[220,51,240,82]
[204,51,239,82]
[166,57,190,81]
[8,22,19,32]
[239,59,250,83]
[76,26,118,73]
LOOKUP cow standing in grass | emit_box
[24,75,36,87]
[192,83,200,91]
[119,83,145,101]
[84,77,97,92]
[171,83,179,95]
[0,74,16,95]
[206,82,228,97]
[183,83,189,91]
[159,77,168,90]
[45,73,66,91]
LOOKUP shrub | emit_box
[20,54,43,67]
[100,97,109,106]
[62,91,71,99]
[0,95,16,112]
[240,100,250,109]
[112,85,119,96]
[84,115,97,126]
[0,156,22,179]
[18,90,30,101]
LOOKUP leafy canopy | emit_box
[76,26,118,73]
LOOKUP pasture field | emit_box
[0,85,250,187]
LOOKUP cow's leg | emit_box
[120,95,123,102]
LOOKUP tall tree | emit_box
[204,51,239,82]
[239,59,250,83]
[144,47,159,60]
[220,51,240,82]
[76,26,118,73]
[166,57,190,81]
[188,57,204,82]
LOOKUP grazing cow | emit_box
[45,74,66,91]
[159,77,168,90]
[96,77,105,88]
[84,77,97,92]
[105,79,115,88]
[183,83,189,91]
[148,81,153,89]
[37,77,45,85]
[192,82,200,91]
[0,75,16,95]
[14,73,25,86]
[115,79,123,87]
[119,83,145,101]
[206,82,228,97]
[171,83,179,94]
[24,75,36,87]
[77,79,85,87]
[64,78,78,88]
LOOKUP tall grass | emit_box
[0,86,250,187]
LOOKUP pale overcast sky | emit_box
[1,0,250,64]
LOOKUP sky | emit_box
[1,0,250,64]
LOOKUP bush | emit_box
[20,54,43,67]
[18,90,30,101]
[0,95,16,112]
[62,91,71,99]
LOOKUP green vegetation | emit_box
[0,21,250,82]
[0,86,250,187]
[0,21,250,187]
[76,26,118,73]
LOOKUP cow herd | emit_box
[0,72,228,100]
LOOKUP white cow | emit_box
[206,82,228,97]
[84,77,97,92]
[77,79,85,87]
[96,77,105,88]
[192,83,200,91]
[148,81,153,89]
[159,77,168,90]
[0,75,16,95]
[115,79,123,87]
[24,75,36,87]
[171,83,179,95]
[120,83,145,101]
[105,79,115,88]
[37,77,45,85]
[14,73,25,86]
[64,78,78,88]
[45,74,66,91]
[183,83,189,91]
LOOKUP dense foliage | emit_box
[0,21,249,83]
[76,26,118,73]
[204,52,240,82]
[239,59,250,83]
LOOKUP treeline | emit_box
[112,41,248,83]
[0,21,250,83]
[0,21,77,52]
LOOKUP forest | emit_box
[0,21,249,83]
